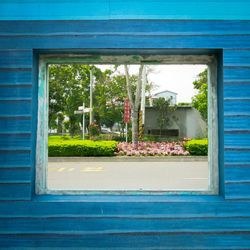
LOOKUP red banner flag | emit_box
[124,101,130,123]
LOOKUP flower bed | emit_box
[115,141,190,156]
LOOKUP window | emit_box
[36,53,218,195]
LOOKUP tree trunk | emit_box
[124,65,144,145]
[131,108,138,145]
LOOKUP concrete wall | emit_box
[145,106,207,138]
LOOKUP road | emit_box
[48,157,208,191]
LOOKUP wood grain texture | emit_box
[1,35,250,50]
[0,51,33,69]
[224,83,250,99]
[224,117,250,131]
[0,18,250,248]
[0,233,250,249]
[0,182,31,201]
[225,166,250,182]
[225,183,250,200]
[0,0,250,20]
[224,49,250,67]
[0,167,31,181]
[0,118,31,133]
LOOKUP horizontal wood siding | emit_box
[0,0,250,20]
[0,19,249,248]
[223,49,250,200]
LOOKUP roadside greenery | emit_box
[192,69,208,122]
[48,135,208,156]
[48,135,117,157]
[184,138,208,156]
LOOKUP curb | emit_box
[49,156,208,162]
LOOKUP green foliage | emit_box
[48,136,118,157]
[88,122,100,137]
[192,69,208,122]
[184,138,208,156]
[153,97,177,136]
[177,102,190,106]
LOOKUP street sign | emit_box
[77,107,92,112]
[74,110,83,114]
[124,101,130,123]
[83,108,92,113]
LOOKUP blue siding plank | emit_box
[1,217,250,234]
[225,151,250,165]
[224,68,250,82]
[0,35,250,50]
[0,0,250,20]
[225,183,250,200]
[224,83,250,99]
[0,183,31,201]
[0,118,31,133]
[0,233,250,249]
[0,70,32,85]
[0,167,31,181]
[224,134,250,148]
[225,166,250,182]
[0,201,250,218]
[224,117,250,131]
[0,86,32,99]
[0,51,32,69]
[0,134,31,149]
[0,152,30,167]
[224,100,250,116]
[224,50,250,67]
[0,102,31,116]
[0,15,250,249]
[1,20,250,36]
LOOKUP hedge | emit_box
[184,138,208,156]
[48,139,118,157]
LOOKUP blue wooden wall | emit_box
[0,1,250,249]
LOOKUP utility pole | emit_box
[82,102,85,140]
[141,66,147,125]
[74,103,91,140]
[139,66,147,140]
[89,68,93,124]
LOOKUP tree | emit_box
[49,64,95,137]
[124,65,144,144]
[94,69,128,131]
[192,69,208,122]
[153,97,177,136]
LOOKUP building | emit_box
[152,90,177,105]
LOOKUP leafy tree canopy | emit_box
[192,69,208,122]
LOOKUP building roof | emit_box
[153,90,178,96]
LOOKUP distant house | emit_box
[151,90,177,105]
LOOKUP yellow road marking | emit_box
[81,167,104,172]
[48,167,57,172]
[68,168,75,172]
[58,168,65,172]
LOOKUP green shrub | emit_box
[88,123,100,137]
[48,140,118,157]
[184,138,208,156]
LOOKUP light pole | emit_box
[90,68,93,124]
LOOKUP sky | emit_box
[97,64,207,103]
